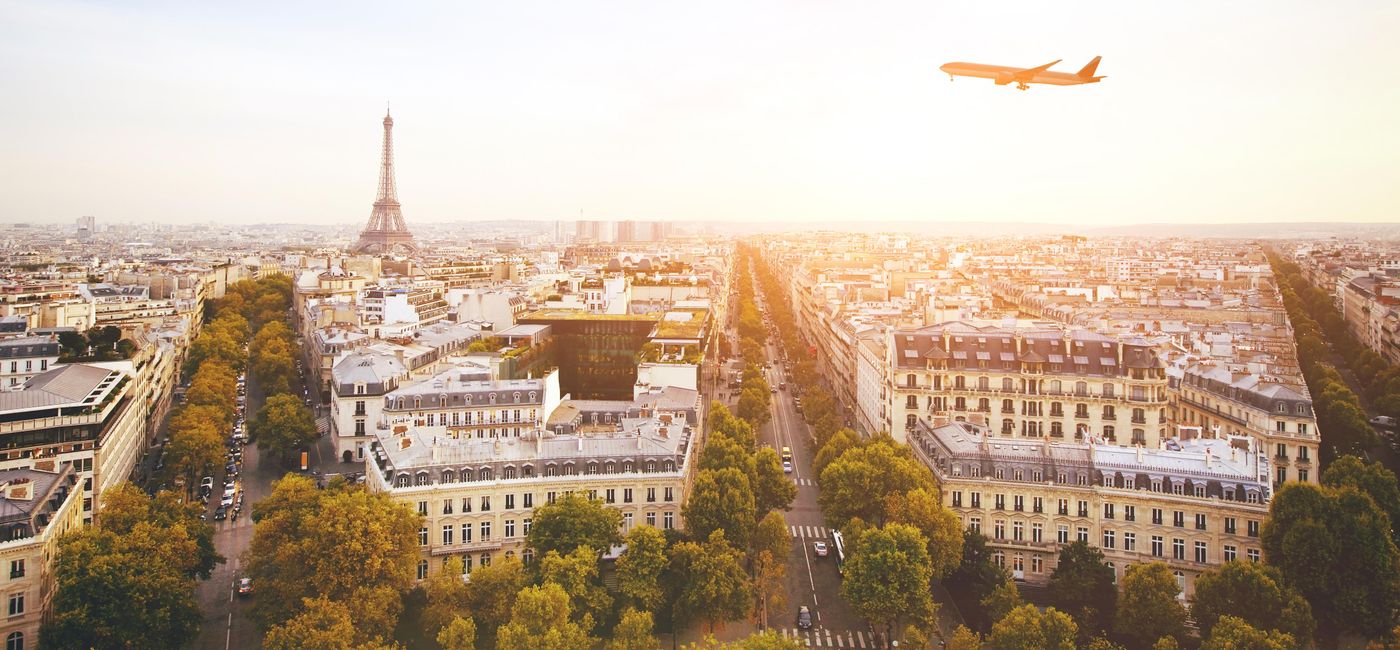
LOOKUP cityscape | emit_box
[4,2,1400,650]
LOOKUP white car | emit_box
[782,460,793,474]
[813,541,828,557]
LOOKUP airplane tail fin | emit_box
[1076,56,1102,78]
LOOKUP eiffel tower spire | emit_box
[353,108,416,254]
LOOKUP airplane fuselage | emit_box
[940,61,1103,89]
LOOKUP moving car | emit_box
[813,541,828,557]
[782,460,793,474]
[214,506,227,521]
[797,606,812,629]
[237,577,253,597]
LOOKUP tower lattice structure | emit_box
[353,110,417,254]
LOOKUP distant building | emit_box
[0,337,59,391]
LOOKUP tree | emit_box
[496,582,597,650]
[752,447,797,515]
[539,545,613,630]
[617,525,670,613]
[812,428,860,478]
[1151,638,1180,650]
[947,626,982,650]
[187,361,239,421]
[737,387,772,428]
[902,624,931,649]
[1190,560,1314,642]
[751,511,792,569]
[527,492,623,558]
[1261,482,1400,638]
[683,468,758,550]
[668,530,752,634]
[263,596,393,650]
[981,580,1022,624]
[817,440,935,528]
[608,607,661,650]
[1046,541,1116,636]
[841,523,935,641]
[1322,454,1400,546]
[99,484,220,578]
[750,549,787,630]
[683,630,803,649]
[1200,616,1298,650]
[422,556,471,636]
[1115,562,1187,648]
[252,394,317,461]
[700,434,757,486]
[165,413,224,490]
[886,487,964,578]
[987,605,1077,650]
[43,498,208,648]
[948,529,1007,630]
[464,555,529,637]
[437,616,478,650]
[246,475,420,640]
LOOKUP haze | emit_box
[2,0,1398,226]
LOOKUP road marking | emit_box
[837,634,844,648]
[826,629,833,647]
[847,631,855,648]
[857,630,866,648]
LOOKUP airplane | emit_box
[940,56,1104,90]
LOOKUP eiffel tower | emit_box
[353,109,417,254]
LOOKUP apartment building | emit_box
[0,461,83,649]
[911,421,1270,596]
[1171,363,1318,485]
[890,321,1169,447]
[366,397,697,580]
[0,338,58,391]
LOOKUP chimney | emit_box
[1136,445,1143,464]
[1205,447,1213,469]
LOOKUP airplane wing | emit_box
[1018,59,1062,77]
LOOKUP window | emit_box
[505,520,516,538]
[1151,536,1164,557]
[1172,538,1185,560]
[1057,499,1068,516]
[1195,514,1207,531]
[1102,530,1116,549]
[971,492,981,508]
[1124,532,1136,551]
[524,518,532,536]
[417,501,428,516]
[6,593,21,617]
[952,491,963,507]
[665,487,674,502]
[664,511,674,529]
[7,561,21,580]
[462,498,472,513]
[624,489,633,503]
[1124,505,1135,522]
[442,525,454,545]
[1223,545,1237,562]
[481,553,492,567]
[1032,523,1043,543]
[417,561,429,580]
[606,489,616,504]
[969,517,981,533]
[994,520,1005,540]
[994,494,1005,510]
[1247,548,1261,563]
[1013,521,1024,541]
[443,500,454,515]
[5,631,21,650]
[1247,521,1260,537]
[1173,511,1184,528]
[1103,503,1115,519]
[1195,541,1208,563]
[646,512,657,527]
[1057,525,1069,544]
[481,521,492,541]
[1152,508,1163,525]
[419,527,428,546]
[1032,497,1043,513]
[505,494,515,510]
[1077,527,1089,543]
[1077,500,1089,517]
[462,523,472,543]
[647,488,656,503]
[524,493,533,508]
[623,512,634,530]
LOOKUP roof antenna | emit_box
[386,100,391,117]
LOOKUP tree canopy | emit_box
[527,491,623,558]
[1190,560,1314,643]
[683,467,758,550]
[840,523,935,640]
[1115,562,1187,648]
[1046,541,1117,637]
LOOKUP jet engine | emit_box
[994,71,1016,86]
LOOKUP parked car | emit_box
[813,541,828,557]
[214,506,227,521]
[1370,415,1397,429]
[797,606,812,629]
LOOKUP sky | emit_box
[2,0,1399,227]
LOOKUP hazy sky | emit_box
[3,0,1399,226]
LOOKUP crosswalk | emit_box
[789,525,830,539]
[794,478,816,487]
[779,628,873,648]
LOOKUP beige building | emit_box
[1171,363,1319,485]
[366,394,699,579]
[0,461,84,650]
[890,321,1170,447]
[911,421,1271,597]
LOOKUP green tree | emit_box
[422,556,471,637]
[812,428,861,478]
[540,545,613,630]
[817,440,935,528]
[262,596,356,650]
[43,497,208,649]
[608,607,661,650]
[1261,482,1400,639]
[1046,541,1116,636]
[165,414,224,490]
[752,447,797,515]
[1200,616,1298,650]
[683,467,758,550]
[737,387,772,428]
[496,582,598,650]
[527,491,623,558]
[840,523,935,640]
[465,555,529,637]
[886,487,963,578]
[187,331,246,372]
[99,484,220,578]
[1322,454,1400,546]
[187,361,239,422]
[1152,638,1180,650]
[751,511,792,568]
[668,530,752,634]
[246,475,420,640]
[437,616,478,650]
[986,605,1077,650]
[1190,560,1314,642]
[617,525,670,613]
[980,579,1022,624]
[948,529,1007,630]
[251,394,318,461]
[1115,562,1187,648]
[700,434,757,486]
[947,626,982,650]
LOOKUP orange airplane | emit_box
[940,56,1104,90]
